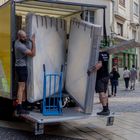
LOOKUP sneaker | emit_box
[97,110,110,116]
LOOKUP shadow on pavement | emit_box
[0,127,85,140]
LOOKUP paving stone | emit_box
[0,127,85,140]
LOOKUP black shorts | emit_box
[15,66,28,82]
[95,77,109,93]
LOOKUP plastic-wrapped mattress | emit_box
[65,19,102,113]
[26,13,66,103]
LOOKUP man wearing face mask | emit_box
[14,30,36,114]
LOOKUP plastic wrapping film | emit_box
[26,13,66,103]
[65,19,102,113]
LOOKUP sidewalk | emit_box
[94,81,140,113]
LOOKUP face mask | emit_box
[20,39,27,44]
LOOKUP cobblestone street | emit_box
[0,127,84,140]
[94,81,140,113]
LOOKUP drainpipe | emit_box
[109,0,115,71]
[103,8,108,45]
[111,0,115,32]
[111,0,115,38]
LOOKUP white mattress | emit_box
[65,19,102,113]
[26,13,66,103]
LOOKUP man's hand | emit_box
[87,69,92,76]
[87,61,102,76]
[95,61,102,71]
[31,34,35,43]
[25,34,36,57]
[87,66,96,76]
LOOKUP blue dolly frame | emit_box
[42,64,63,116]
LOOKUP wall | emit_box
[62,0,112,36]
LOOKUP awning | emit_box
[102,39,140,54]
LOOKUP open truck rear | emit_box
[0,0,108,135]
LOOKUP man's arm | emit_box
[25,34,36,57]
[95,61,102,71]
[87,61,102,76]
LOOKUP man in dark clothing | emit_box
[110,67,120,96]
[88,51,110,116]
[15,30,36,114]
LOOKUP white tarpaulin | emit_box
[65,19,102,113]
[26,13,66,103]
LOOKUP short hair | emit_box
[18,30,26,37]
[132,65,135,68]
[112,67,116,71]
[124,66,127,70]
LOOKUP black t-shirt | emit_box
[96,51,109,80]
[110,71,120,81]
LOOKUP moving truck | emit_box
[0,0,112,135]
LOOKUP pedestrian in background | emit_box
[130,65,137,90]
[110,67,120,96]
[123,66,130,90]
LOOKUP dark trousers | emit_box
[111,84,117,94]
[124,78,129,88]
[111,80,118,94]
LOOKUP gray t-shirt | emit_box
[130,68,137,80]
[14,40,30,67]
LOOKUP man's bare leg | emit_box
[17,82,25,114]
[22,88,26,102]
[99,92,108,106]
[17,82,29,114]
[22,87,28,110]
[97,92,110,115]
[17,82,25,104]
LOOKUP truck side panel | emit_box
[0,1,11,99]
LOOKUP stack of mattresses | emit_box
[25,13,102,114]
[26,14,66,103]
[65,19,102,113]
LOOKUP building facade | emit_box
[62,0,140,76]
[112,0,140,76]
